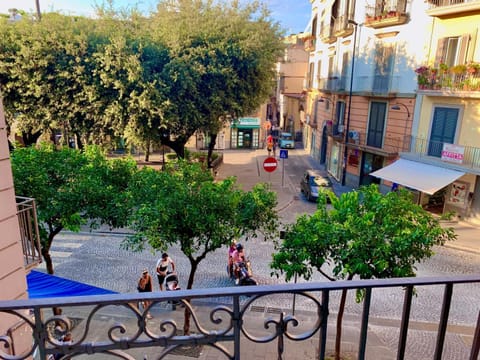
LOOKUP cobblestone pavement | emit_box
[37,148,480,359]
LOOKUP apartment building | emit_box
[390,0,480,222]
[303,0,432,186]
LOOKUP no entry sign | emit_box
[263,157,278,173]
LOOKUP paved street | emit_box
[39,147,480,359]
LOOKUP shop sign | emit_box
[238,117,260,126]
[441,144,464,164]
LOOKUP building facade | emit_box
[0,96,34,356]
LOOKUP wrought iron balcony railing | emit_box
[0,276,479,360]
[409,136,480,170]
[344,129,408,155]
[416,69,480,92]
[16,196,42,269]
[427,0,480,8]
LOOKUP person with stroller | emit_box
[156,253,175,291]
[231,243,246,285]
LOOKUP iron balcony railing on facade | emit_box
[344,129,408,155]
[0,275,479,360]
[354,75,401,94]
[427,0,478,8]
[16,196,42,269]
[409,136,480,171]
[417,70,480,92]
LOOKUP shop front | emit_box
[231,117,260,149]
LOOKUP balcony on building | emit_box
[405,136,480,173]
[342,129,405,157]
[302,35,316,52]
[333,14,354,37]
[1,275,479,359]
[16,196,42,269]
[426,0,480,17]
[364,0,409,29]
[416,63,480,96]
[354,75,401,96]
[319,23,336,44]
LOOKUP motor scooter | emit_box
[235,260,257,286]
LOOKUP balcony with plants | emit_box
[415,62,480,93]
[426,0,480,17]
[364,1,409,29]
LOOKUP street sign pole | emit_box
[279,149,288,187]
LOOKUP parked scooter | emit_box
[236,260,257,286]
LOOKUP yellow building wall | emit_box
[417,96,480,147]
[426,14,480,64]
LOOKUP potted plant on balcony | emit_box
[467,62,480,75]
[415,66,431,89]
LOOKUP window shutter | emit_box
[457,34,470,65]
[434,38,447,67]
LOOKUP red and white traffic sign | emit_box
[263,157,278,173]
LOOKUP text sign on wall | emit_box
[441,144,464,164]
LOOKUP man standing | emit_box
[156,253,175,291]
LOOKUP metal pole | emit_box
[341,20,358,186]
[292,273,298,315]
[282,158,285,187]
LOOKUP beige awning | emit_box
[370,159,465,195]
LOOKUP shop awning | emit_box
[27,270,117,299]
[370,159,465,195]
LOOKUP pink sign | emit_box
[441,144,464,164]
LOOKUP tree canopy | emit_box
[11,145,137,274]
[271,184,456,359]
[124,160,279,290]
[0,1,284,161]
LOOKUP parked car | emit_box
[300,170,333,202]
[278,132,295,149]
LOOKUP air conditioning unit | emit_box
[337,124,344,133]
[349,131,359,140]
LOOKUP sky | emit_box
[0,0,311,35]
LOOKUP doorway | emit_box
[360,153,383,186]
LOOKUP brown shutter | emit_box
[457,34,471,65]
[434,38,447,67]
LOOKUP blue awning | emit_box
[27,270,117,299]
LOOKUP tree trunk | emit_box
[207,133,217,168]
[183,261,198,336]
[21,131,42,147]
[335,274,353,360]
[169,140,185,159]
[144,140,150,162]
[41,247,54,275]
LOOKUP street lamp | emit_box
[391,103,411,151]
[391,103,410,119]
[341,19,359,186]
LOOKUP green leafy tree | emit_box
[271,185,456,360]
[150,0,284,163]
[123,161,279,333]
[11,145,137,274]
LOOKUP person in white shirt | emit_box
[156,253,175,291]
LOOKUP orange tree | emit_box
[123,160,278,333]
[11,145,137,274]
[270,185,456,360]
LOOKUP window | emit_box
[336,101,345,127]
[428,107,459,157]
[367,102,386,148]
[373,44,394,92]
[435,34,471,67]
[308,62,315,89]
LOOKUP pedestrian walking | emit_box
[137,269,153,319]
[156,253,175,291]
